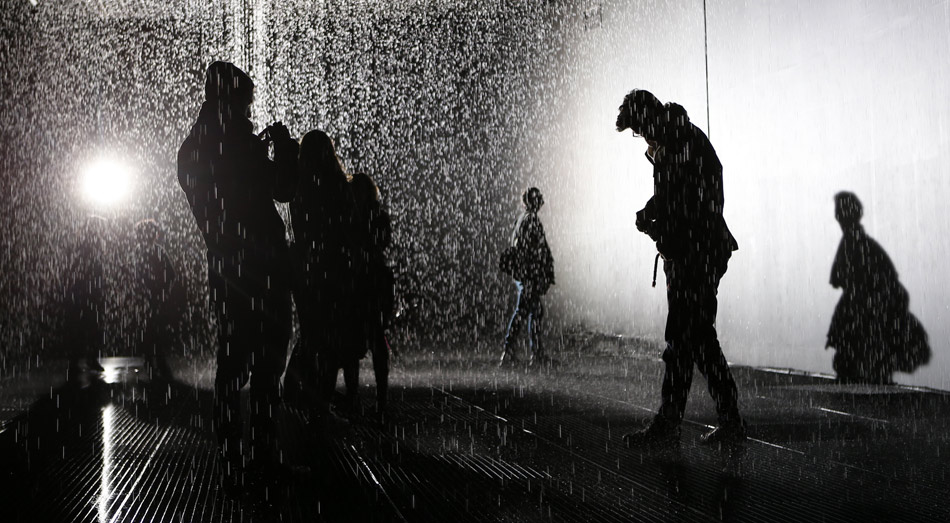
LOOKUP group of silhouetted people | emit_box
[285,132,394,419]
[168,60,932,493]
[177,62,394,487]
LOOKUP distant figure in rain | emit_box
[286,130,356,421]
[825,192,931,384]
[132,219,179,381]
[62,215,107,379]
[499,187,555,366]
[177,61,298,484]
[349,172,396,418]
[616,90,744,447]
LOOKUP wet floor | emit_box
[2,341,949,522]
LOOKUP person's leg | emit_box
[213,290,251,467]
[284,286,312,405]
[658,341,695,423]
[657,259,697,424]
[624,349,690,447]
[625,260,691,446]
[524,284,546,362]
[248,288,292,466]
[372,331,390,414]
[501,281,527,364]
[343,358,360,411]
[688,259,744,444]
[317,350,340,413]
[144,314,173,380]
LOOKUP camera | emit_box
[258,121,287,144]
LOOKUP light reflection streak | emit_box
[98,405,114,523]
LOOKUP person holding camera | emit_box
[616,90,744,447]
[177,61,298,485]
[499,187,555,366]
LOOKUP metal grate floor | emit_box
[2,352,949,522]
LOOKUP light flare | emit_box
[81,158,132,206]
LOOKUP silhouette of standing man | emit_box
[178,62,298,484]
[616,90,744,447]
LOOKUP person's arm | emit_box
[374,209,393,253]
[830,240,847,289]
[177,131,222,239]
[636,196,656,233]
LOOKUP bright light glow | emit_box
[81,158,132,206]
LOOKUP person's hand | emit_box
[268,121,290,142]
[635,217,649,233]
[635,210,651,233]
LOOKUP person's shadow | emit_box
[825,192,931,384]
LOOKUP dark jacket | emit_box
[637,122,737,263]
[830,225,901,296]
[290,168,354,286]
[511,211,555,292]
[177,101,298,295]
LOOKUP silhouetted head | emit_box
[204,61,254,113]
[134,219,163,245]
[299,130,347,181]
[662,102,691,143]
[616,89,663,140]
[834,191,863,228]
[523,187,544,212]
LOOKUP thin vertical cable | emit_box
[703,0,711,137]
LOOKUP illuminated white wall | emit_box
[547,0,950,389]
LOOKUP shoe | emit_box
[622,416,681,448]
[699,420,747,446]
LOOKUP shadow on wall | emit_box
[824,191,931,384]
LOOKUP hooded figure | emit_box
[826,192,931,383]
[177,61,298,481]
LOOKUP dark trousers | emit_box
[210,271,292,465]
[288,268,352,414]
[658,255,740,425]
[323,310,390,412]
[504,280,545,358]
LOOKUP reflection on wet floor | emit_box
[1,350,949,522]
